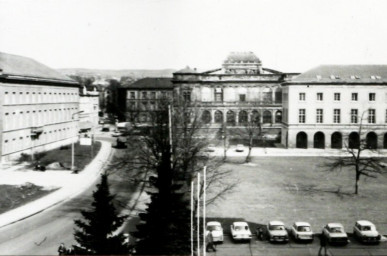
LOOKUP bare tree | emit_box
[323,110,386,194]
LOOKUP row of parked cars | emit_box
[207,220,383,245]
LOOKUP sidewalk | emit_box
[0,140,112,228]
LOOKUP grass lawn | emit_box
[0,184,56,215]
[25,141,101,171]
[206,156,387,235]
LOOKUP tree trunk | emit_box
[245,136,253,163]
[355,167,360,195]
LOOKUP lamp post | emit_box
[71,111,84,170]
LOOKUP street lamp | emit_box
[71,111,84,170]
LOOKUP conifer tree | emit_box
[74,173,128,254]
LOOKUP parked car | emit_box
[205,144,216,152]
[353,220,381,243]
[206,221,224,243]
[265,221,289,243]
[322,223,349,245]
[290,222,314,242]
[230,221,252,241]
[112,131,124,137]
[236,144,244,152]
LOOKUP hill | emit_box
[57,68,176,79]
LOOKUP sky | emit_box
[1,0,387,73]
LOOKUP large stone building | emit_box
[172,52,299,137]
[79,85,100,132]
[282,65,387,149]
[119,77,174,123]
[0,52,80,162]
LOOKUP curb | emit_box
[0,140,112,229]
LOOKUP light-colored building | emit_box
[0,52,80,162]
[282,65,387,149]
[172,52,298,137]
[79,86,100,132]
[119,78,174,123]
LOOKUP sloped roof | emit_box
[288,65,387,84]
[122,77,173,89]
[0,52,77,84]
[224,52,261,63]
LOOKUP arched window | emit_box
[226,110,235,125]
[251,110,260,124]
[331,132,342,149]
[366,132,377,149]
[348,132,360,149]
[238,110,248,124]
[263,110,272,124]
[275,88,282,103]
[296,132,308,148]
[313,132,325,149]
[201,110,211,124]
[214,110,223,123]
[275,111,282,123]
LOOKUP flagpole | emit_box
[197,172,201,256]
[203,166,207,256]
[191,181,194,256]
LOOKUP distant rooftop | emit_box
[174,66,199,74]
[0,52,77,84]
[122,77,173,89]
[289,65,387,84]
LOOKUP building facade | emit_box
[79,85,100,132]
[172,52,299,137]
[0,52,80,162]
[282,65,387,149]
[119,77,174,123]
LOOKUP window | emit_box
[151,92,156,99]
[299,93,305,101]
[369,93,376,101]
[352,93,358,101]
[214,88,223,102]
[299,109,305,123]
[351,109,358,124]
[317,93,323,101]
[368,109,376,123]
[130,92,135,99]
[183,91,191,101]
[239,94,246,102]
[334,93,340,101]
[316,109,323,123]
[161,92,167,98]
[142,92,147,99]
[333,109,341,123]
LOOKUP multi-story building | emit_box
[79,85,100,132]
[119,77,174,123]
[172,52,299,137]
[0,52,80,162]
[282,65,387,149]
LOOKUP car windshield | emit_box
[297,226,311,232]
[269,225,285,231]
[329,227,343,233]
[208,225,221,231]
[235,225,247,231]
[360,226,372,231]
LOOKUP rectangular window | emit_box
[368,109,376,123]
[369,93,376,101]
[316,109,323,123]
[183,91,191,101]
[142,92,147,99]
[161,91,167,98]
[130,92,135,99]
[151,92,156,99]
[215,88,223,102]
[351,109,358,124]
[351,93,358,101]
[299,109,305,123]
[299,93,305,101]
[239,94,246,102]
[334,93,341,101]
[317,93,323,101]
[333,109,341,123]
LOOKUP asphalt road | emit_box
[208,235,387,256]
[0,136,132,255]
